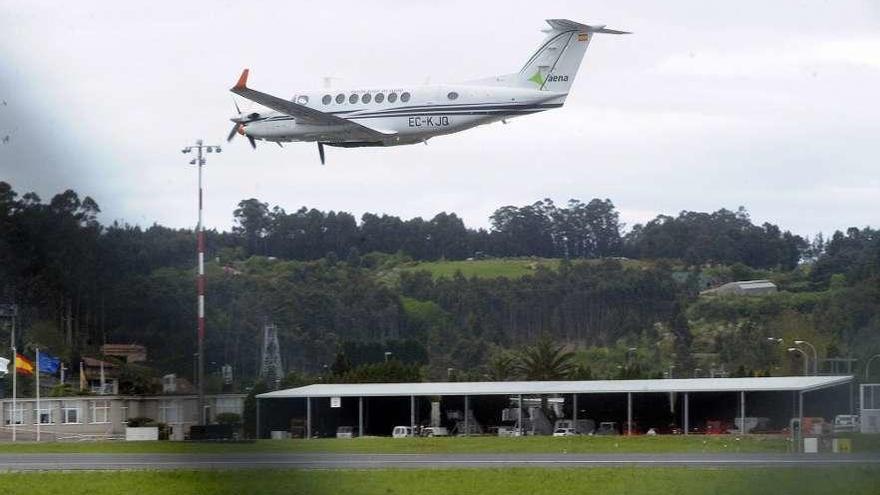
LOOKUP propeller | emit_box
[318,142,325,165]
[227,98,258,149]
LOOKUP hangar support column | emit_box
[627,392,632,436]
[683,393,689,435]
[256,398,261,439]
[410,395,415,435]
[573,394,578,424]
[358,397,364,437]
[518,394,523,436]
[464,395,469,436]
[740,391,746,434]
[306,397,311,439]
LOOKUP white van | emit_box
[392,426,413,438]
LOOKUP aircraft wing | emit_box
[230,69,395,141]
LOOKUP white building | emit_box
[0,393,245,441]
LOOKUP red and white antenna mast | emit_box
[182,139,221,425]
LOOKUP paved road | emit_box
[1,453,879,471]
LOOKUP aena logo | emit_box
[546,74,569,82]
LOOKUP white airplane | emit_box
[228,19,628,164]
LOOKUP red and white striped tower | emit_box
[182,139,221,425]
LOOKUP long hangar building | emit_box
[256,375,854,437]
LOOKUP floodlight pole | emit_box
[795,340,818,375]
[182,139,221,426]
[864,354,880,381]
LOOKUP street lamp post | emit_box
[794,340,818,375]
[866,354,880,382]
[181,140,221,425]
[788,348,809,376]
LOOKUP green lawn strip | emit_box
[401,258,560,279]
[0,468,878,495]
[1,435,790,454]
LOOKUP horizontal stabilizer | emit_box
[545,19,631,35]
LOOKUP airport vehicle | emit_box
[555,418,596,435]
[833,415,860,433]
[595,422,619,436]
[392,426,413,438]
[421,426,449,437]
[336,426,355,439]
[227,19,628,163]
[553,427,577,437]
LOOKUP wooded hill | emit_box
[1,181,877,388]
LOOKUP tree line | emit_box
[2,180,875,385]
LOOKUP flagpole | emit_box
[36,347,40,442]
[11,314,15,443]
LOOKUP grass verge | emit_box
[0,467,878,495]
[1,435,791,454]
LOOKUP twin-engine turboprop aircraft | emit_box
[227,19,628,163]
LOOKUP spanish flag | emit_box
[15,353,34,375]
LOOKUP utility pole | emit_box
[181,140,221,425]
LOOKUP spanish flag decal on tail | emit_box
[577,33,589,41]
[15,353,34,375]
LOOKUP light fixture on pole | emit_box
[794,340,818,375]
[788,348,809,376]
[181,139,221,426]
[866,354,880,381]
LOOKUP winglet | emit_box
[232,69,250,91]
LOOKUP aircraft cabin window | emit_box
[335,93,345,104]
[349,93,359,104]
[362,93,372,104]
[401,92,411,102]
[322,95,332,105]
[447,91,459,100]
[296,95,309,105]
[374,93,385,103]
[388,92,398,103]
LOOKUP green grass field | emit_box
[1,468,878,495]
[0,435,792,454]
[399,257,560,279]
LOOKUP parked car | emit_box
[595,422,619,436]
[336,426,355,439]
[833,415,860,433]
[421,426,449,437]
[553,427,577,437]
[392,426,413,438]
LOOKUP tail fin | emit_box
[521,20,628,93]
[470,20,628,94]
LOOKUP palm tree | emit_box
[515,335,576,380]
[486,352,517,381]
[515,335,577,417]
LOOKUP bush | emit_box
[126,416,157,428]
[215,412,242,426]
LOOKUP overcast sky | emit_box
[1,0,878,237]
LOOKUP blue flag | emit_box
[38,352,61,374]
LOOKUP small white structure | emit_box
[125,426,159,441]
[861,384,880,434]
